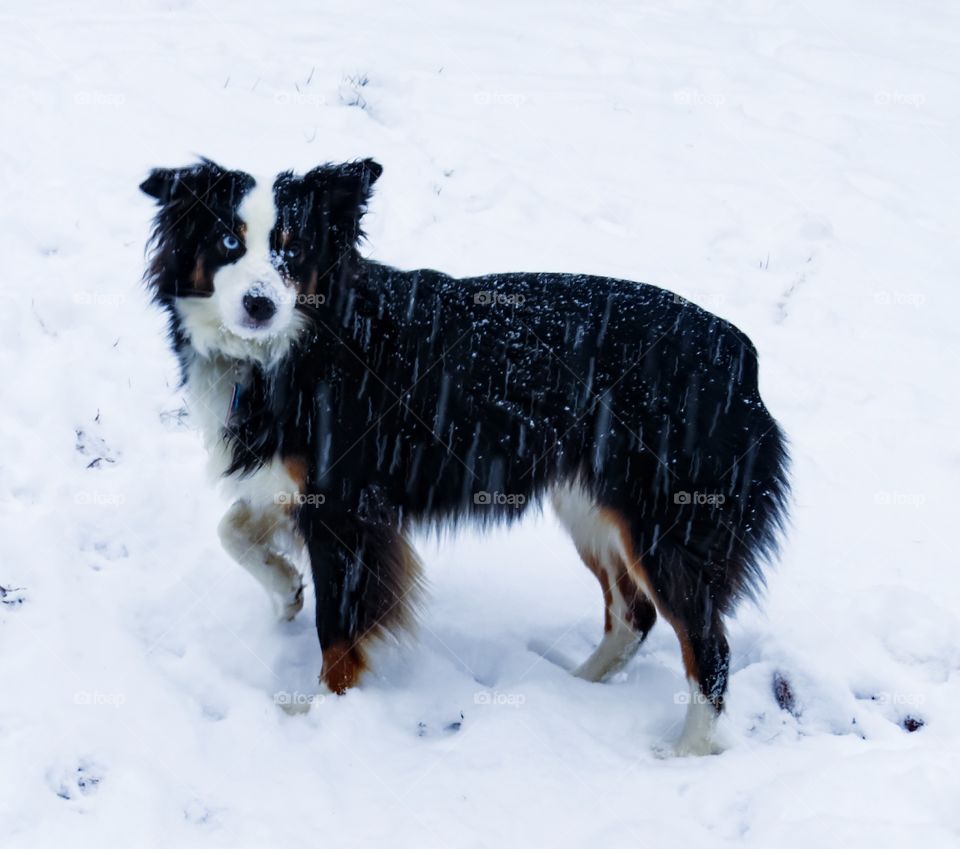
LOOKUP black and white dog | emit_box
[140,158,788,755]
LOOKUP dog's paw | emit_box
[654,737,724,758]
[274,686,328,716]
[652,733,725,758]
[671,736,725,757]
[275,582,304,623]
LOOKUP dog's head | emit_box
[141,157,382,364]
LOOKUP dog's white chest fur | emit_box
[185,355,299,507]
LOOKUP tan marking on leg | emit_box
[599,570,613,633]
[282,455,308,514]
[571,544,653,681]
[598,507,698,682]
[317,529,423,694]
[581,551,614,632]
[612,553,658,633]
[551,482,660,680]
[321,641,366,694]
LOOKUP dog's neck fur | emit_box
[177,254,378,480]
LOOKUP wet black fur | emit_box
[142,159,789,706]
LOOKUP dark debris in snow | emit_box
[417,712,465,737]
[54,762,102,800]
[902,716,925,733]
[0,584,26,606]
[75,426,117,467]
[772,671,799,717]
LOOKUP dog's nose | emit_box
[243,293,277,322]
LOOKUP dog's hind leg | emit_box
[608,516,730,756]
[555,484,727,753]
[218,500,304,622]
[551,481,657,682]
[651,582,729,757]
[572,550,657,682]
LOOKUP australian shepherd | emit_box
[140,158,789,755]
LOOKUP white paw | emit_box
[572,659,611,683]
[672,735,724,757]
[274,684,329,716]
[664,679,725,756]
[651,734,724,758]
[275,581,304,622]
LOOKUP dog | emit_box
[140,157,789,755]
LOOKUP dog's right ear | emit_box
[139,159,233,205]
[139,168,179,203]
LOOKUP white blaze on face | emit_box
[176,175,304,365]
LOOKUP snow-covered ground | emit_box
[2,1,958,845]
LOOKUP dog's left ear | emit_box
[319,158,383,194]
[305,158,383,242]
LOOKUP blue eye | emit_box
[220,233,241,251]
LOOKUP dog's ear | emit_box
[312,158,383,193]
[139,168,180,203]
[139,159,233,205]
[305,158,383,242]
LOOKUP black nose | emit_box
[243,293,277,322]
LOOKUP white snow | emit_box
[2,1,959,846]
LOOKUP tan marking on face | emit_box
[274,230,314,306]
[304,267,318,300]
[190,256,211,292]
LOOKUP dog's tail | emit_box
[729,411,791,603]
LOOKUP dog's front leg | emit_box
[302,503,422,694]
[218,500,305,622]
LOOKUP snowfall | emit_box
[1,1,958,846]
